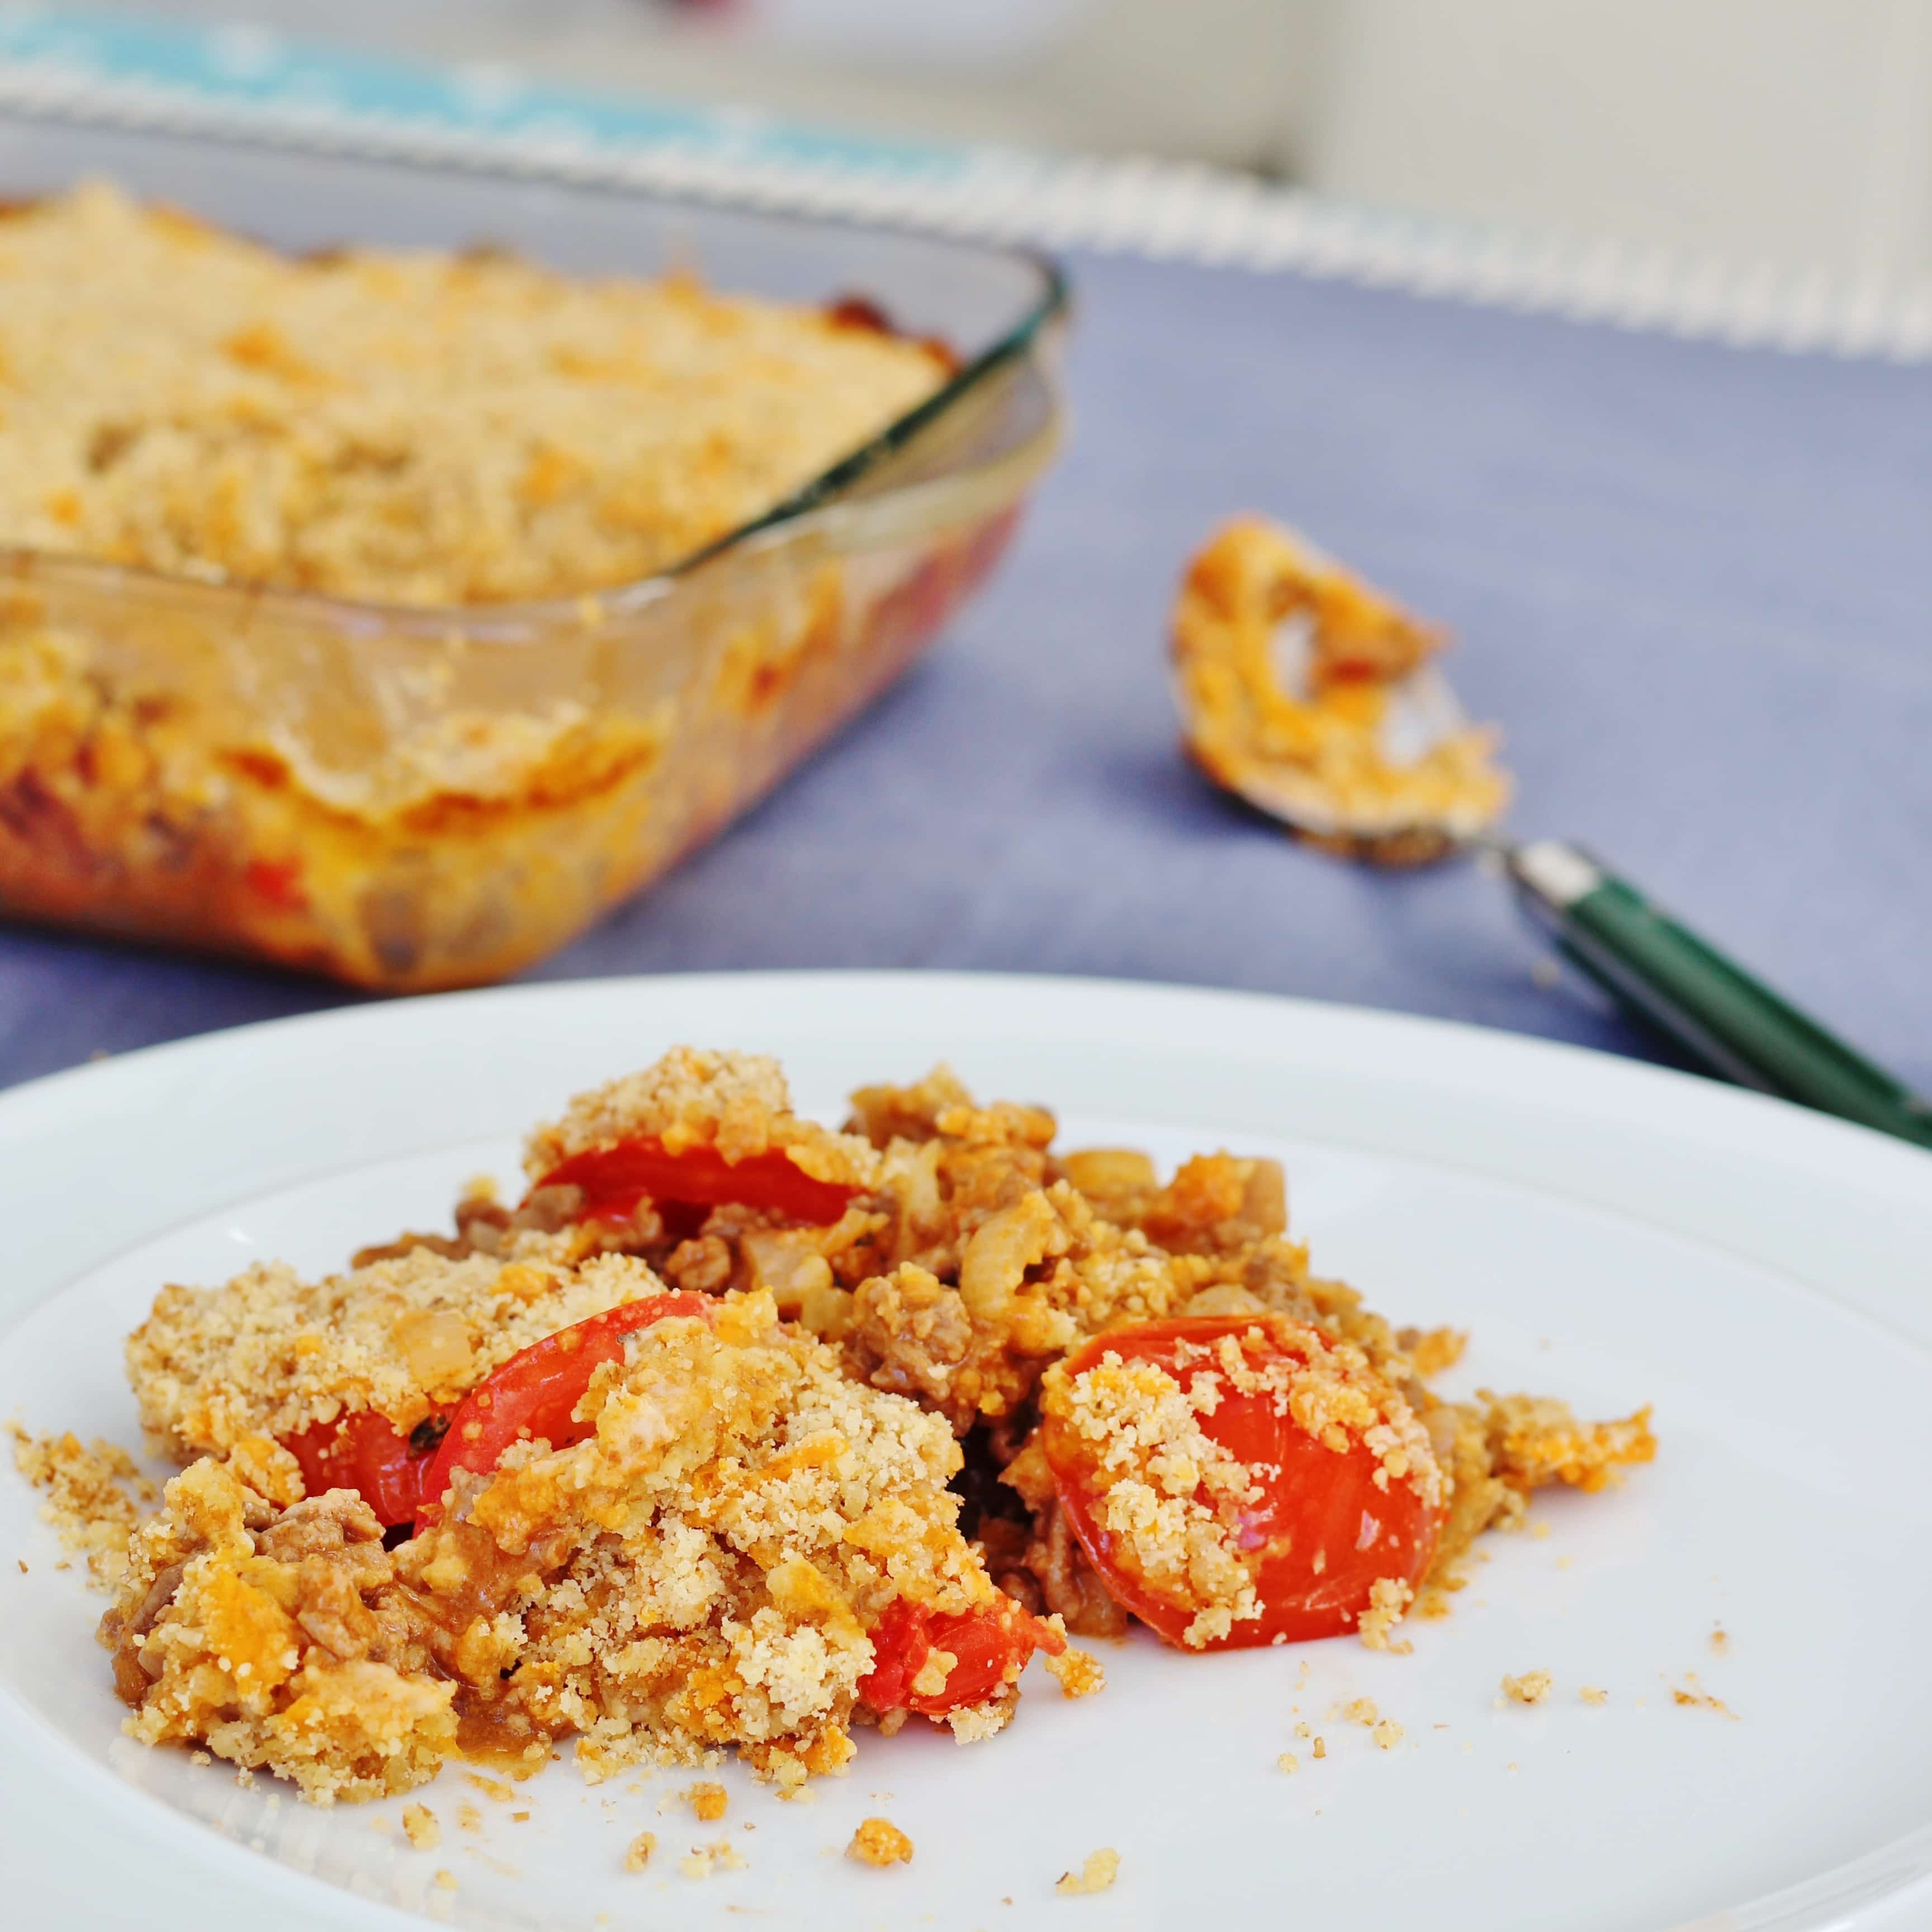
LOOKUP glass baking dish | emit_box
[0,114,1065,989]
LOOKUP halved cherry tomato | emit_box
[282,1409,437,1528]
[414,1291,712,1528]
[1041,1315,1442,1649]
[532,1135,856,1228]
[857,1594,1064,1717]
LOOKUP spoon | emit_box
[1172,518,1932,1149]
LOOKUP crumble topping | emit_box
[126,1247,664,1453]
[1039,1349,1266,1648]
[524,1046,880,1191]
[0,183,946,607]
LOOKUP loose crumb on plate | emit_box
[1371,1720,1404,1750]
[679,1838,746,1879]
[1055,1849,1120,1896]
[1670,1675,1737,1719]
[1276,1752,1298,1774]
[623,1831,657,1873]
[1579,1687,1608,1706]
[8,1426,153,1589]
[433,1871,457,1893]
[402,1804,441,1851]
[1044,1646,1107,1698]
[1312,1737,1326,1759]
[1500,1671,1552,1706]
[848,1817,915,1867]
[683,1781,728,1822]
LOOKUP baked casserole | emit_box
[0,182,1060,986]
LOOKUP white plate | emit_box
[4,972,1931,1932]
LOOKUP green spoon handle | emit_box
[1506,840,1932,1149]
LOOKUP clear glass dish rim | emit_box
[0,140,1070,641]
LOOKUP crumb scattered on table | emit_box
[623,1831,657,1872]
[1055,1849,1119,1896]
[1276,1752,1298,1774]
[402,1803,441,1850]
[1371,1720,1403,1750]
[848,1817,914,1867]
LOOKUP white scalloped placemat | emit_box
[0,8,1928,361]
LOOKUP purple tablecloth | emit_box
[4,252,1928,1093]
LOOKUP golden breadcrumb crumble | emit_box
[847,1816,915,1866]
[0,183,946,607]
[127,1247,669,1453]
[524,1045,879,1191]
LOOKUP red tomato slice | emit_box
[856,1594,1064,1716]
[282,1409,435,1528]
[1042,1315,1442,1649]
[414,1292,712,1528]
[531,1135,856,1229]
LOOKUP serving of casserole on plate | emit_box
[0,119,1063,989]
[6,976,1932,1931]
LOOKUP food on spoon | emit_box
[1172,514,1511,862]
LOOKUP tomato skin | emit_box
[282,1410,433,1527]
[532,1135,856,1228]
[1043,1315,1442,1650]
[857,1594,1064,1716]
[414,1292,713,1527]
